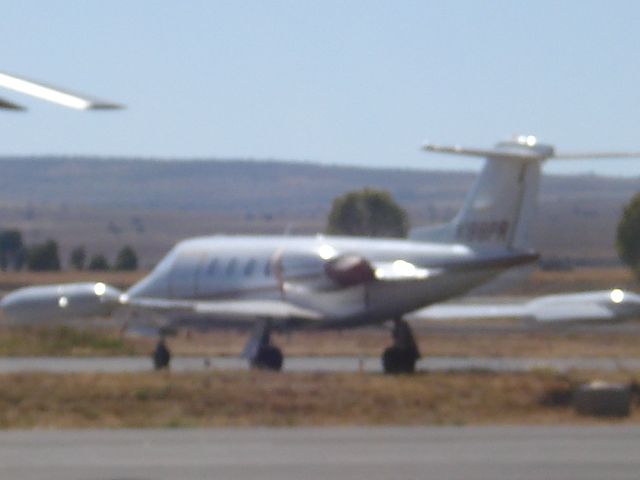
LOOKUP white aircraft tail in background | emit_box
[413,135,640,250]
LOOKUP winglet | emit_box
[0,96,25,111]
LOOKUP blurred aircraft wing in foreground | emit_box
[0,72,123,110]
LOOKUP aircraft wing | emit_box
[412,289,640,325]
[0,281,323,325]
[2,280,638,328]
[422,143,546,161]
[121,296,324,323]
[0,282,122,325]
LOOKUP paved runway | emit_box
[1,426,638,480]
[2,355,640,373]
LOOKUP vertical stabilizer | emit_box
[410,136,551,250]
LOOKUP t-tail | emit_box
[410,135,640,251]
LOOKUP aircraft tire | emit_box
[252,346,283,371]
[382,346,416,374]
[153,340,171,370]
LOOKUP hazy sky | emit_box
[2,1,640,175]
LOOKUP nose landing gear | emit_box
[152,336,171,370]
[243,320,284,371]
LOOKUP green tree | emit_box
[617,193,640,278]
[88,254,110,271]
[114,245,138,271]
[326,188,409,238]
[0,229,25,271]
[69,246,87,271]
[26,239,61,271]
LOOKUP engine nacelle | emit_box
[324,255,375,287]
[1,282,122,324]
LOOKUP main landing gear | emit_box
[382,318,420,374]
[153,336,172,370]
[243,320,283,371]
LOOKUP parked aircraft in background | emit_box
[3,136,640,373]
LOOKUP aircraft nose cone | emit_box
[1,291,21,316]
[0,289,44,323]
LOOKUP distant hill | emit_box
[0,157,472,215]
[0,156,636,268]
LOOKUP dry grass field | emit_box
[0,326,639,360]
[0,370,637,429]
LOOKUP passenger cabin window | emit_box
[207,258,218,275]
[226,258,237,276]
[264,260,271,276]
[244,259,256,276]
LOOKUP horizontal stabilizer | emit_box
[422,143,550,161]
[423,138,640,162]
[553,151,640,159]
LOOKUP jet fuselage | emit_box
[125,234,536,328]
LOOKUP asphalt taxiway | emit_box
[1,426,638,480]
[2,355,640,373]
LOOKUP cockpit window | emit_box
[150,247,177,276]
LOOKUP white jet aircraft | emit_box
[3,135,640,373]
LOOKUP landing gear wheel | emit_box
[251,345,283,371]
[382,346,417,374]
[381,318,420,374]
[153,339,171,370]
